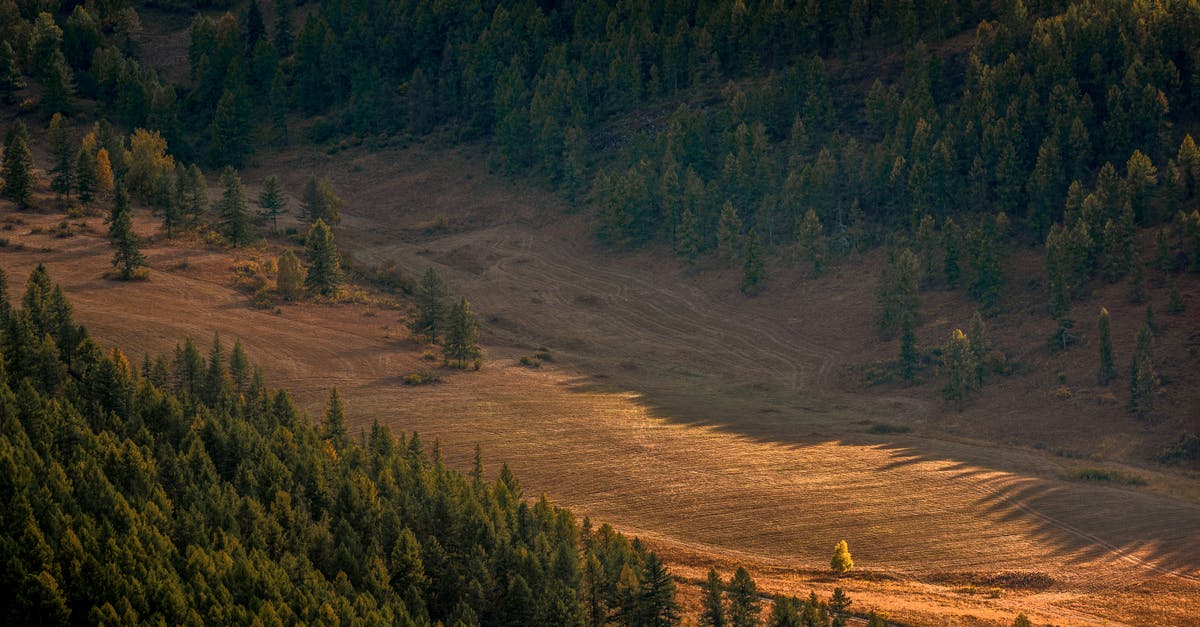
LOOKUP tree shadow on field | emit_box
[556,372,1200,581]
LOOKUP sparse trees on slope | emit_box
[304,219,342,296]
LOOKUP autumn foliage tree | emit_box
[830,540,854,574]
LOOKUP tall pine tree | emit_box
[3,122,35,210]
[442,297,480,369]
[218,167,253,245]
[48,113,73,198]
[108,183,146,280]
[411,267,447,342]
[303,219,342,296]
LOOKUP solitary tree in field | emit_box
[108,183,146,280]
[1098,308,1115,385]
[442,297,480,369]
[276,249,305,300]
[1128,322,1156,419]
[831,539,854,574]
[411,267,447,342]
[727,566,760,627]
[304,219,342,296]
[3,122,35,210]
[942,328,976,410]
[258,175,287,232]
[699,569,726,627]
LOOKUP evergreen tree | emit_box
[108,183,146,280]
[1129,322,1155,420]
[796,209,827,276]
[828,588,852,616]
[717,201,744,263]
[245,0,266,52]
[322,387,349,448]
[767,597,801,627]
[0,41,24,104]
[303,219,342,296]
[272,0,293,56]
[1098,307,1115,385]
[177,164,207,226]
[300,176,343,226]
[942,329,976,410]
[442,297,480,369]
[700,569,727,627]
[218,167,253,245]
[741,231,766,295]
[229,339,249,392]
[48,113,73,198]
[942,217,962,289]
[258,175,287,232]
[275,249,305,300]
[211,88,252,168]
[877,248,921,338]
[411,267,447,342]
[268,69,289,147]
[727,567,760,627]
[40,50,74,115]
[3,122,35,210]
[675,206,701,267]
[639,552,680,627]
[74,147,96,205]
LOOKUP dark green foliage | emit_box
[943,328,976,411]
[639,552,680,626]
[258,174,287,232]
[1128,323,1156,419]
[442,298,480,369]
[40,50,75,116]
[727,566,760,627]
[0,269,670,626]
[767,596,801,627]
[218,166,253,245]
[3,122,35,210]
[741,232,766,295]
[411,268,447,343]
[108,183,146,280]
[718,201,745,264]
[303,219,342,296]
[700,568,727,627]
[1098,308,1115,385]
[211,88,252,168]
[300,176,343,227]
[0,41,24,103]
[48,113,74,198]
[877,248,920,339]
[675,206,701,267]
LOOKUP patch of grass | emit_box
[1068,468,1147,486]
[868,422,912,434]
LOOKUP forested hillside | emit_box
[0,265,679,625]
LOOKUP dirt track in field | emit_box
[4,142,1200,625]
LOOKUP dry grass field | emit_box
[3,140,1199,625]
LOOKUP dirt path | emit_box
[5,147,1200,624]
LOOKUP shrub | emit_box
[1069,468,1146,486]
[868,423,912,434]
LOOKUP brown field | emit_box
[3,139,1200,626]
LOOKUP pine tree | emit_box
[442,298,480,369]
[968,309,991,384]
[322,387,350,449]
[639,552,680,627]
[48,113,73,198]
[211,88,252,168]
[1098,307,1115,385]
[828,588,852,616]
[218,167,253,245]
[40,50,74,115]
[411,267,447,342]
[108,184,146,280]
[304,219,342,296]
[229,339,249,392]
[942,329,976,410]
[877,248,921,338]
[3,122,35,210]
[272,0,294,56]
[74,147,96,205]
[830,539,854,574]
[741,231,765,295]
[300,176,343,226]
[767,597,801,627]
[796,209,828,277]
[268,69,289,148]
[717,201,744,263]
[1129,322,1155,420]
[727,567,760,627]
[0,41,24,104]
[675,206,701,267]
[258,175,287,232]
[245,0,266,51]
[943,217,962,288]
[275,249,305,300]
[700,569,727,627]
